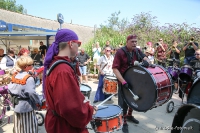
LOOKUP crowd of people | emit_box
[0,27,200,133]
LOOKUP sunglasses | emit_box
[195,53,200,56]
[159,40,163,41]
[106,50,111,52]
[131,41,137,43]
[68,40,82,47]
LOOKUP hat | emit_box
[127,35,137,41]
[147,42,152,46]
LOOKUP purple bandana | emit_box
[43,29,80,97]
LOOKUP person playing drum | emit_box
[112,35,150,133]
[43,29,97,133]
[93,46,114,103]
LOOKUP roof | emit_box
[0,31,56,40]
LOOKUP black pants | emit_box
[118,84,129,115]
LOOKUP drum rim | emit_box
[93,104,122,119]
[104,76,117,79]
[187,77,200,101]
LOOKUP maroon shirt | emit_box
[112,47,146,75]
[156,44,168,60]
[45,56,93,133]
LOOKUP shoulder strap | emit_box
[12,73,31,85]
[121,46,132,66]
[46,60,75,76]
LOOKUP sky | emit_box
[16,0,200,28]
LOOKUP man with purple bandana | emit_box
[43,29,96,133]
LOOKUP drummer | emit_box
[112,35,150,133]
[93,46,114,103]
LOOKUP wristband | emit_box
[122,81,127,85]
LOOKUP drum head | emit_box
[187,78,200,105]
[94,105,121,118]
[122,66,157,112]
[80,84,91,92]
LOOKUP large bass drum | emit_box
[122,65,173,112]
[171,104,200,133]
[187,78,200,105]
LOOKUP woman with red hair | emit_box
[18,48,30,57]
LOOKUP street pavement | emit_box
[0,78,187,133]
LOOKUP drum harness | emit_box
[121,46,141,67]
[46,60,78,117]
[10,73,32,107]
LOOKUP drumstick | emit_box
[128,88,139,101]
[95,93,116,107]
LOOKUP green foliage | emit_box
[84,11,200,64]
[0,0,26,14]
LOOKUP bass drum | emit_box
[122,65,173,112]
[187,78,200,105]
[171,104,200,133]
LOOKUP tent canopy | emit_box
[0,31,56,40]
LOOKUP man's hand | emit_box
[142,60,149,67]
[122,83,129,90]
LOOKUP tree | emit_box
[0,0,26,14]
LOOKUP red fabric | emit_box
[45,56,93,133]
[35,66,44,74]
[112,47,143,75]
[156,44,168,60]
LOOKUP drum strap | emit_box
[46,60,75,76]
[121,47,140,67]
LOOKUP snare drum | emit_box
[103,76,118,94]
[91,104,123,133]
[179,65,193,83]
[80,84,91,99]
[167,66,180,81]
[122,65,173,112]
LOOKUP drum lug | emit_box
[95,119,102,127]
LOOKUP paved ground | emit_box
[0,78,187,133]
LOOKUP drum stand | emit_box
[166,78,188,113]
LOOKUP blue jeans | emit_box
[94,75,111,102]
[79,66,87,75]
[184,56,196,65]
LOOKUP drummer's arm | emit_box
[113,68,125,83]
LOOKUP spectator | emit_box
[39,41,47,57]
[18,48,30,57]
[102,40,113,54]
[92,42,101,75]
[8,56,41,133]
[0,48,17,70]
[77,48,91,84]
[0,48,5,61]
[31,48,42,66]
[146,42,155,64]
[183,37,198,65]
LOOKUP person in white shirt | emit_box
[0,48,17,70]
[146,42,155,64]
[92,42,101,75]
[93,46,114,103]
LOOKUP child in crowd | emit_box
[8,56,41,133]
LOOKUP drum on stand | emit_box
[171,104,200,133]
[122,65,173,112]
[103,76,118,94]
[179,65,193,83]
[90,104,123,133]
[80,84,91,99]
[167,66,180,81]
